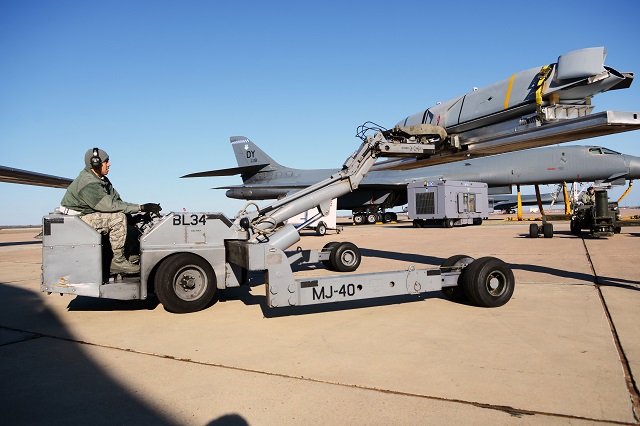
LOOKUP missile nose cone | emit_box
[625,155,640,180]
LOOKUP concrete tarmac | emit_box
[1,214,639,425]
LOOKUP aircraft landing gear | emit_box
[352,211,397,225]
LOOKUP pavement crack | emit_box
[582,238,640,422]
[1,323,639,424]
[0,326,43,347]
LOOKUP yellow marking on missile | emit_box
[504,73,517,110]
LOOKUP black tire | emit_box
[383,212,394,223]
[413,219,423,228]
[443,219,454,228]
[570,219,581,235]
[391,212,398,221]
[543,223,553,238]
[440,254,475,301]
[529,223,539,238]
[321,241,340,269]
[316,221,327,236]
[353,214,365,225]
[155,253,217,313]
[329,242,361,272]
[473,217,483,225]
[462,257,514,307]
[366,213,377,224]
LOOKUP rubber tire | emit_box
[440,254,475,302]
[321,241,340,269]
[329,242,361,272]
[366,213,377,224]
[155,253,217,313]
[383,212,394,223]
[413,219,423,228]
[473,217,483,225]
[316,221,327,236]
[353,214,365,225]
[462,257,514,308]
[529,223,539,238]
[543,223,553,238]
[443,219,454,228]
[570,219,581,235]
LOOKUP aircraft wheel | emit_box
[529,223,539,238]
[366,213,377,224]
[383,212,394,223]
[543,223,553,238]
[155,253,216,313]
[316,221,327,236]
[462,257,514,307]
[353,214,365,225]
[440,254,474,302]
[329,242,361,272]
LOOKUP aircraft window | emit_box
[601,147,621,155]
[588,148,603,155]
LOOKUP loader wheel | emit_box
[443,219,454,228]
[321,241,340,269]
[543,223,553,238]
[155,253,216,313]
[440,254,474,302]
[529,224,539,238]
[462,257,514,308]
[329,242,361,272]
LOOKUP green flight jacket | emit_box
[61,167,140,215]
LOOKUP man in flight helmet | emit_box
[60,147,161,275]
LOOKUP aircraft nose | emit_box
[625,154,640,180]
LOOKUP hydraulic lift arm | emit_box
[238,127,443,250]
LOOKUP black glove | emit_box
[141,203,162,215]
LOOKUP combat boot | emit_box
[110,249,140,275]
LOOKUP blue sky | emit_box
[1,0,639,225]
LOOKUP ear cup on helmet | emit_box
[90,147,102,168]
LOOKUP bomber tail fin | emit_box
[180,136,283,180]
[230,136,282,170]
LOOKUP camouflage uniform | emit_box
[79,211,129,257]
[61,165,141,274]
[581,191,596,205]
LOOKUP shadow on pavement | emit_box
[67,294,160,311]
[0,284,247,425]
[0,240,42,247]
[509,263,640,290]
